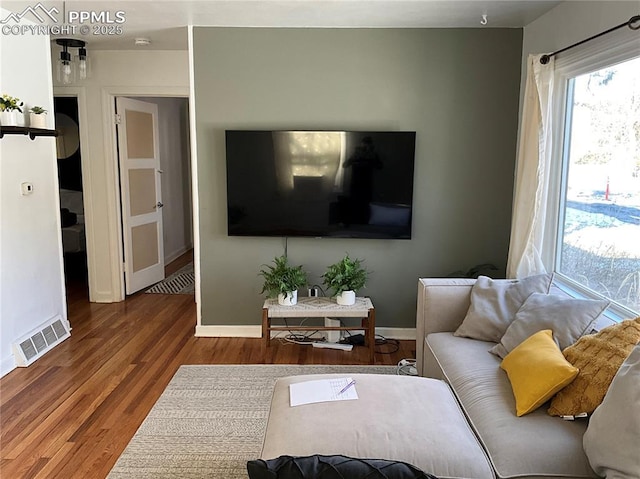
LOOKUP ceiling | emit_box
[2,1,563,50]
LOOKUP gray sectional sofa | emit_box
[257,277,636,479]
[416,278,613,479]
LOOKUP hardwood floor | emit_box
[0,253,415,478]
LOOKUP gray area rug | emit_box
[145,263,194,295]
[108,364,395,478]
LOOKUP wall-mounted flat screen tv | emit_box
[225,130,416,239]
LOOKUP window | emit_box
[556,56,640,313]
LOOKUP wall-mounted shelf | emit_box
[0,126,59,140]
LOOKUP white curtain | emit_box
[506,54,555,278]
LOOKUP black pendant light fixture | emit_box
[55,38,90,84]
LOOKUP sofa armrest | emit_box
[416,278,475,376]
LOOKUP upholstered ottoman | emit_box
[260,374,494,479]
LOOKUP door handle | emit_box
[156,202,164,208]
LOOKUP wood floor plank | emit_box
[33,441,76,479]
[0,252,416,478]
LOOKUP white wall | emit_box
[53,50,190,301]
[521,1,639,100]
[131,96,192,263]
[523,1,638,58]
[1,11,65,376]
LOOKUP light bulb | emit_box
[78,47,88,80]
[62,62,72,84]
[58,48,74,84]
[78,59,87,79]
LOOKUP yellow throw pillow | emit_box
[501,329,579,417]
[548,317,640,417]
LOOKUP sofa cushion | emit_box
[583,344,640,479]
[425,332,597,478]
[490,293,609,358]
[247,455,437,479]
[454,274,552,343]
[500,330,578,416]
[548,317,640,417]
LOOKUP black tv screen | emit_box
[225,130,416,239]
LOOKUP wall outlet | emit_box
[324,317,341,343]
[308,288,319,297]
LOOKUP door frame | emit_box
[102,86,194,301]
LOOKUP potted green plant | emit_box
[322,254,369,305]
[0,94,24,126]
[259,255,308,306]
[28,106,47,129]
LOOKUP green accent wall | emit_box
[193,27,523,329]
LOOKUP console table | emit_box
[262,297,376,363]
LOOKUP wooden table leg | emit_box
[367,308,375,364]
[262,308,270,352]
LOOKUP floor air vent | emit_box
[12,317,71,367]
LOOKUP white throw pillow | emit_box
[454,274,552,343]
[490,293,609,358]
[583,344,640,479]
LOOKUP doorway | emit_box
[116,96,193,295]
[55,96,88,294]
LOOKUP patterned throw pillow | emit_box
[548,317,640,417]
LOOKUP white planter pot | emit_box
[278,290,298,306]
[336,290,356,306]
[29,113,47,129]
[0,110,23,126]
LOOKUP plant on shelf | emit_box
[28,106,48,129]
[322,254,369,305]
[0,94,23,112]
[0,94,24,127]
[259,255,308,306]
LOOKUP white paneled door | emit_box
[116,97,165,294]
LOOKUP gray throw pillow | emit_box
[454,274,552,343]
[490,293,609,358]
[583,344,640,479]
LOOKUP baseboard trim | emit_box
[195,325,262,338]
[91,290,120,303]
[195,325,416,340]
[1,355,16,378]
[165,245,193,265]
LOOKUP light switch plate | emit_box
[21,182,34,195]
